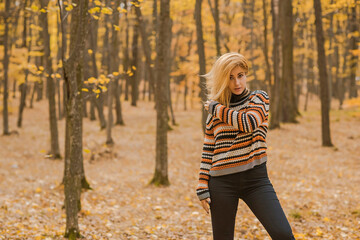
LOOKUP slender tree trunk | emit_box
[167,23,176,126]
[313,0,333,147]
[280,0,298,123]
[150,0,171,186]
[207,0,221,56]
[59,0,90,238]
[89,19,106,128]
[22,0,29,48]
[40,0,61,159]
[134,1,156,103]
[18,17,32,128]
[195,0,207,132]
[131,19,139,107]
[56,10,63,120]
[262,0,272,92]
[61,2,68,117]
[106,79,114,144]
[30,82,37,108]
[2,0,11,136]
[348,4,358,98]
[269,0,280,129]
[249,0,258,88]
[111,3,124,126]
[123,0,130,101]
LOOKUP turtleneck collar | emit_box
[230,88,251,104]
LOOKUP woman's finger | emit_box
[201,198,210,214]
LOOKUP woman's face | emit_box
[228,66,247,95]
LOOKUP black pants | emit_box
[208,162,295,240]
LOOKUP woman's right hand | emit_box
[200,198,211,214]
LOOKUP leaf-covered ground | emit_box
[0,95,360,240]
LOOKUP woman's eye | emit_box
[238,74,243,78]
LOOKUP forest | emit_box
[0,0,359,239]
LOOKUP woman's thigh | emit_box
[241,164,295,239]
[209,175,240,240]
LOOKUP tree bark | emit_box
[59,0,90,237]
[131,17,139,107]
[279,0,298,123]
[269,0,281,129]
[348,4,358,98]
[150,0,171,186]
[106,79,114,145]
[2,0,11,136]
[123,0,130,102]
[195,0,208,133]
[18,14,32,128]
[134,1,156,103]
[262,0,272,92]
[313,0,333,147]
[22,0,29,48]
[207,0,221,56]
[40,0,61,159]
[111,2,124,126]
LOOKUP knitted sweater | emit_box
[196,89,270,201]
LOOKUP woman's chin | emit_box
[233,89,243,94]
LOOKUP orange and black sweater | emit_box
[196,88,270,201]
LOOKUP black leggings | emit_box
[208,162,295,240]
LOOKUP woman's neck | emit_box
[230,88,250,103]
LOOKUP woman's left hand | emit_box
[204,100,212,111]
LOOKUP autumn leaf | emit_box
[113,25,120,31]
[65,5,73,11]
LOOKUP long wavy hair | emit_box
[201,52,249,107]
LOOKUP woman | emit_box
[196,52,295,240]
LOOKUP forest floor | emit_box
[0,94,360,240]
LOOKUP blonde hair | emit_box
[201,52,249,107]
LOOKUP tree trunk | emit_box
[348,4,358,98]
[279,0,298,123]
[2,0,11,136]
[18,16,32,128]
[134,1,156,104]
[269,0,280,129]
[131,17,139,107]
[106,79,114,145]
[313,0,333,147]
[40,0,61,159]
[150,0,170,186]
[22,0,29,48]
[262,0,272,92]
[111,3,124,126]
[195,0,208,133]
[59,0,90,237]
[123,0,130,102]
[207,0,221,56]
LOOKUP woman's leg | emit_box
[208,175,240,240]
[241,164,295,240]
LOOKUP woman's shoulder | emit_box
[250,89,269,101]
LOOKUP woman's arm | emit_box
[208,90,269,133]
[196,116,215,201]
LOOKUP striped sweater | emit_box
[196,89,270,201]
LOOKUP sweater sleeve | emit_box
[208,90,269,133]
[196,115,215,201]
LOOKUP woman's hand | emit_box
[200,198,211,214]
[204,100,212,111]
